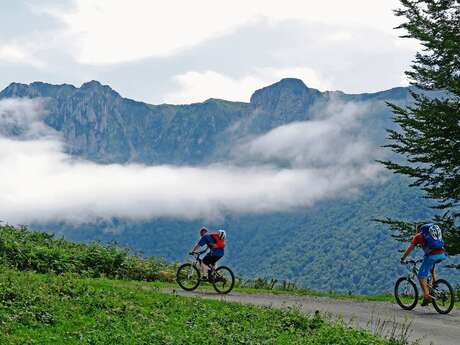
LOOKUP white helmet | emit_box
[217,229,226,240]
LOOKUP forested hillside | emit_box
[1,78,453,294]
[38,175,436,294]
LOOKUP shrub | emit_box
[0,224,175,282]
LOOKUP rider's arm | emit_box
[400,243,415,262]
[191,243,201,253]
[191,235,208,253]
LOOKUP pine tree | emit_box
[378,0,460,260]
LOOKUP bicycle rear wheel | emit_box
[176,263,200,291]
[432,279,455,314]
[212,266,235,294]
[394,277,418,310]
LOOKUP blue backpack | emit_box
[420,224,444,252]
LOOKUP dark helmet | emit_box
[199,227,208,236]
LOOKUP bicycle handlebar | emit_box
[403,258,423,265]
[189,250,207,256]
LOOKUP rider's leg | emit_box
[201,262,209,278]
[431,266,437,285]
[418,255,433,301]
[418,277,431,300]
[430,253,448,285]
[201,254,215,278]
[201,264,209,277]
[202,255,221,279]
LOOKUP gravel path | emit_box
[166,289,460,345]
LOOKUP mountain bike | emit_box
[176,251,235,294]
[394,258,455,314]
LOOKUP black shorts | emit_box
[202,254,222,266]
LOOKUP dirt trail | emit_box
[166,289,460,345]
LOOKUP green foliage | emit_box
[395,0,460,93]
[47,176,444,295]
[383,95,460,209]
[0,224,176,282]
[0,269,411,345]
[236,277,298,291]
[378,0,460,254]
[377,215,460,260]
[1,72,436,295]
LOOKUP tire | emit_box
[212,266,235,294]
[176,263,201,291]
[432,279,455,314]
[394,277,418,310]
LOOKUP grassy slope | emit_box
[0,269,409,345]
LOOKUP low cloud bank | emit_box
[235,100,374,167]
[0,98,383,224]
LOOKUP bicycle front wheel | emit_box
[394,277,418,310]
[212,266,235,294]
[176,263,200,291]
[432,279,455,314]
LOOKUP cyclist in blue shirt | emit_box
[190,227,224,280]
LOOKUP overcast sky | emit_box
[0,0,417,104]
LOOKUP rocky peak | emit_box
[78,80,120,98]
[0,81,76,99]
[249,78,323,119]
[0,82,32,98]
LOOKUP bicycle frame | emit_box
[395,257,454,314]
[189,251,217,275]
[177,252,235,294]
[404,258,439,288]
[404,260,420,282]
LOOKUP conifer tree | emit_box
[379,0,460,259]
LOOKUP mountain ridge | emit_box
[1,77,445,294]
[0,78,412,107]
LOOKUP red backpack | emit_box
[210,230,226,249]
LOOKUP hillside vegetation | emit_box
[51,176,441,295]
[0,226,411,345]
[0,79,445,294]
[0,224,175,282]
[0,270,415,345]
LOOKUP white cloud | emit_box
[263,67,333,91]
[0,98,55,138]
[236,100,374,167]
[325,31,354,42]
[0,44,44,68]
[0,1,420,103]
[163,71,264,104]
[50,0,403,64]
[163,67,331,103]
[0,98,382,225]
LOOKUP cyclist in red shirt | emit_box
[400,223,447,305]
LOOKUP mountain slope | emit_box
[1,268,407,345]
[0,80,251,164]
[0,79,446,294]
[0,78,409,164]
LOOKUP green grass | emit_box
[0,269,411,345]
[232,285,395,302]
[0,224,176,282]
[205,284,460,307]
[152,279,460,311]
[150,279,396,302]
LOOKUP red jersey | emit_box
[411,232,445,255]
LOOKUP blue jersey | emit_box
[198,234,224,256]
